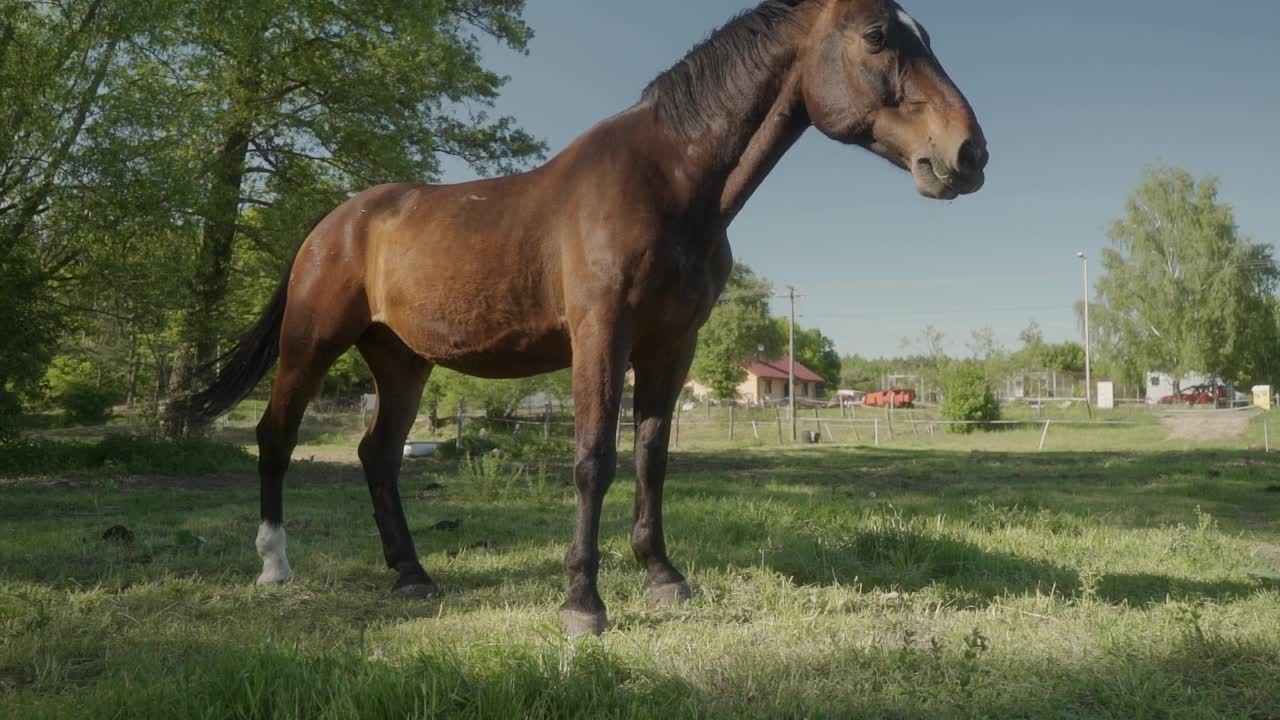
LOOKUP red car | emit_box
[1158,384,1227,405]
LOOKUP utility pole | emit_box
[788,285,797,442]
[1077,252,1092,413]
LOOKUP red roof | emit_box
[744,357,824,383]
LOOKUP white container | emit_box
[403,441,440,458]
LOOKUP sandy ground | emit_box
[1159,409,1257,441]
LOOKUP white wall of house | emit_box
[1145,371,1217,405]
[738,376,816,404]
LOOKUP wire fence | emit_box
[414,399,1265,454]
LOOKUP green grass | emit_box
[3,421,1280,718]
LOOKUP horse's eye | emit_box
[864,27,886,52]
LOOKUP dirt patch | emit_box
[1254,542,1280,568]
[1159,410,1255,441]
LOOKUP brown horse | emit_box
[180,0,987,636]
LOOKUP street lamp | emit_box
[1077,252,1092,410]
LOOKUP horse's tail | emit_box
[170,262,293,431]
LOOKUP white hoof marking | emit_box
[255,522,293,585]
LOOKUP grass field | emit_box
[3,410,1280,718]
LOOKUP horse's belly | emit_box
[388,302,572,379]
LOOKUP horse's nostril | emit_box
[956,139,988,174]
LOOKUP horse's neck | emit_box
[668,53,810,226]
[716,76,809,221]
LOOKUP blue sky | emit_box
[442,0,1280,359]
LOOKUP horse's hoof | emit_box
[648,581,693,608]
[255,569,293,586]
[559,608,608,637]
[393,582,437,599]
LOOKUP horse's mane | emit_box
[641,1,812,137]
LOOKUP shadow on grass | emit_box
[1096,573,1260,606]
[4,630,1278,719]
[3,446,1276,611]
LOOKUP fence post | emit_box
[1038,419,1051,451]
[823,422,834,444]
[457,399,466,451]
[674,402,682,449]
[729,405,736,442]
[874,419,880,447]
[544,403,551,440]
[775,408,784,444]
[616,407,624,448]
[851,420,861,443]
[752,420,759,440]
[1265,415,1271,453]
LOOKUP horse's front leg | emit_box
[630,335,697,607]
[559,312,631,637]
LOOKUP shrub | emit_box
[0,436,254,476]
[43,357,120,426]
[433,433,501,461]
[941,363,1000,433]
[59,382,117,426]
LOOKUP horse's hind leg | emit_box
[356,327,434,597]
[255,324,356,584]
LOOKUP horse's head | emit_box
[799,0,987,199]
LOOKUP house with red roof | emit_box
[685,356,826,404]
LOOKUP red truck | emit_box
[863,388,916,409]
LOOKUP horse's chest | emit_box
[634,236,729,339]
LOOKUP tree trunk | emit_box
[184,125,252,372]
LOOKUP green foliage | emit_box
[774,320,841,394]
[57,384,117,427]
[691,264,781,399]
[41,357,120,426]
[325,350,373,400]
[940,363,1000,432]
[433,433,502,461]
[1094,165,1280,388]
[428,369,572,420]
[1014,322,1085,373]
[0,435,253,476]
[1,0,546,435]
[839,354,892,392]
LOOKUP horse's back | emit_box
[291,176,571,376]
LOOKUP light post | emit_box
[787,286,797,442]
[1077,252,1092,410]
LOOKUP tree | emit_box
[1093,166,1279,390]
[427,369,572,421]
[1,1,547,435]
[771,320,840,394]
[839,354,891,392]
[0,0,166,437]
[1041,342,1086,373]
[118,0,547,379]
[690,263,780,400]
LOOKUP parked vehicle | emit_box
[863,388,916,409]
[1158,384,1227,406]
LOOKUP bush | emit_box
[43,357,121,426]
[0,436,254,476]
[433,433,501,461]
[59,382,117,426]
[941,363,1000,433]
